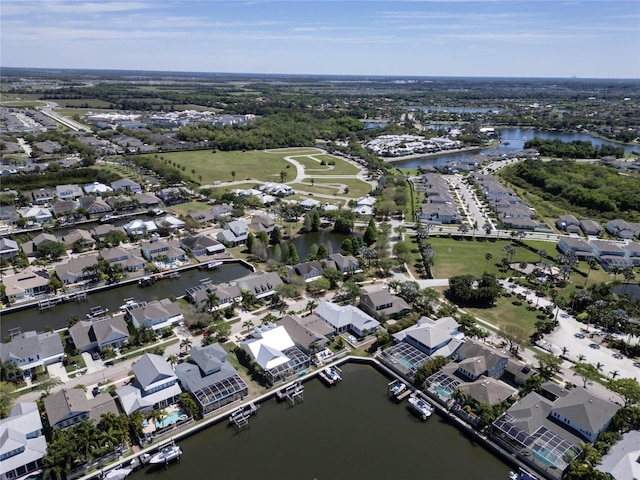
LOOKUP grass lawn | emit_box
[166,201,210,216]
[465,295,543,336]
[146,150,291,184]
[291,182,342,195]
[93,163,136,180]
[295,154,360,175]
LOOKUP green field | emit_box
[291,154,360,175]
[465,295,543,336]
[166,201,211,216]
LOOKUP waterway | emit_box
[128,363,512,480]
[0,263,251,338]
[281,230,357,261]
[394,127,637,170]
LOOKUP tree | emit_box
[573,362,601,388]
[36,241,67,261]
[280,170,287,183]
[535,351,562,380]
[38,376,63,395]
[306,299,318,314]
[484,252,493,272]
[607,378,640,407]
[499,325,528,355]
[245,232,255,252]
[179,392,200,420]
[231,170,236,181]
[363,218,378,246]
[307,277,330,295]
[0,361,21,382]
[333,216,354,235]
[413,356,448,389]
[180,338,192,354]
[251,239,268,262]
[270,226,282,246]
[317,243,328,259]
[286,243,299,264]
[242,319,254,335]
[167,354,179,370]
[102,229,128,247]
[207,292,220,314]
[0,381,16,418]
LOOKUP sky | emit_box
[2,0,639,79]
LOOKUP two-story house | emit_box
[0,402,47,480]
[126,298,184,331]
[0,330,64,379]
[69,316,129,353]
[44,388,119,430]
[359,286,411,319]
[217,219,249,247]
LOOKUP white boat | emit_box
[390,382,407,398]
[325,366,341,382]
[408,395,434,420]
[509,472,519,480]
[147,444,182,465]
[103,467,133,480]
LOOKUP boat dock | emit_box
[200,261,222,270]
[388,379,411,401]
[276,381,304,406]
[229,402,258,430]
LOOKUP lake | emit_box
[128,363,512,480]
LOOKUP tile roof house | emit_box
[3,266,50,302]
[60,228,96,250]
[79,195,113,218]
[240,324,310,385]
[154,214,186,232]
[0,330,64,378]
[457,376,517,405]
[556,214,581,233]
[111,178,142,193]
[116,353,182,415]
[596,430,640,480]
[54,253,100,284]
[0,402,47,480]
[69,316,129,353]
[453,340,510,380]
[99,247,146,272]
[123,218,158,237]
[140,238,186,263]
[175,344,248,416]
[44,388,119,430]
[50,198,78,218]
[0,237,19,258]
[185,281,241,312]
[217,219,249,246]
[180,235,225,257]
[126,298,184,331]
[133,192,162,208]
[359,286,411,319]
[248,215,276,233]
[315,302,380,338]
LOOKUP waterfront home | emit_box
[457,377,517,406]
[155,214,186,232]
[29,188,55,204]
[596,430,640,480]
[175,344,248,416]
[453,340,509,380]
[285,260,324,283]
[90,224,127,243]
[123,218,158,237]
[100,247,146,272]
[299,198,321,211]
[44,388,119,430]
[590,240,631,271]
[358,286,411,320]
[134,192,162,209]
[556,214,581,234]
[79,195,113,218]
[279,314,330,354]
[111,178,142,193]
[180,234,225,257]
[557,236,593,258]
[315,302,380,338]
[3,266,50,302]
[580,219,603,237]
[235,271,284,301]
[126,298,184,331]
[55,184,83,200]
[185,281,241,312]
[0,330,64,379]
[0,402,46,480]
[240,323,310,385]
[492,386,620,474]
[116,353,183,415]
[393,316,464,357]
[503,359,535,387]
[158,187,188,205]
[69,315,129,353]
[248,215,276,233]
[54,253,100,284]
[105,195,138,213]
[0,205,18,226]
[187,209,215,224]
[217,219,249,246]
[210,203,233,220]
[83,181,113,196]
[0,237,19,259]
[21,232,58,258]
[50,198,78,218]
[606,219,636,240]
[140,238,186,264]
[60,228,96,250]
[327,253,361,275]
[19,205,53,224]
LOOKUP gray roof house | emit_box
[55,184,83,200]
[606,219,635,240]
[111,178,142,193]
[596,430,640,480]
[43,388,119,430]
[0,330,64,378]
[60,228,96,250]
[557,236,593,258]
[69,316,129,353]
[133,192,162,208]
[315,302,380,338]
[285,261,324,283]
[54,253,99,284]
[126,298,184,331]
[217,219,249,247]
[30,188,55,204]
[279,314,330,353]
[175,344,248,416]
[50,198,79,217]
[79,195,113,218]
[99,247,146,272]
[0,402,46,480]
[556,214,581,233]
[458,376,517,406]
[327,253,361,274]
[249,215,276,233]
[140,238,186,263]
[116,353,182,415]
[393,316,464,357]
[359,286,411,319]
[185,281,241,312]
[3,266,50,302]
[580,219,603,236]
[0,237,19,258]
[235,271,284,300]
[180,235,225,257]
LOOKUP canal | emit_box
[0,263,251,339]
[129,363,512,480]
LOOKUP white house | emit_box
[83,182,113,196]
[315,302,380,338]
[0,330,64,379]
[0,402,47,480]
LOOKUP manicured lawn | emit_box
[465,294,543,336]
[145,150,291,184]
[298,154,360,175]
[291,182,342,195]
[166,201,210,216]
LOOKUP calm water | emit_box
[129,364,512,480]
[286,230,355,260]
[0,263,251,338]
[395,127,636,170]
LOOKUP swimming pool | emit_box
[433,385,453,399]
[155,409,188,429]
[531,446,559,468]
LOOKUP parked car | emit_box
[91,351,101,360]
[589,343,600,349]
[92,386,101,397]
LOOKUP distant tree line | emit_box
[524,138,625,159]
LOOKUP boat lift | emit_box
[276,381,304,406]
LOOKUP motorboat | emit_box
[408,394,434,420]
[103,467,133,480]
[147,444,182,465]
[390,382,407,398]
[86,306,108,319]
[509,472,519,480]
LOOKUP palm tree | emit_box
[503,244,517,263]
[167,354,179,370]
[595,361,604,372]
[207,292,220,314]
[537,249,547,263]
[458,223,469,237]
[1,360,22,381]
[561,346,569,358]
[231,170,236,181]
[484,252,493,272]
[609,370,620,380]
[242,320,254,335]
[180,338,192,354]
[577,354,586,362]
[483,222,492,239]
[306,299,318,314]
